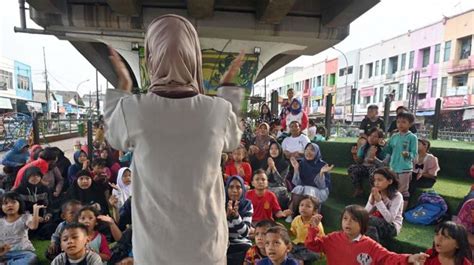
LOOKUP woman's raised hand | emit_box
[290,157,299,170]
[320,164,334,174]
[109,46,133,93]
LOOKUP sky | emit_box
[1,0,473,95]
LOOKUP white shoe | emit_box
[285,216,293,223]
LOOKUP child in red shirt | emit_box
[225,146,252,185]
[423,221,472,265]
[246,170,292,224]
[304,204,429,265]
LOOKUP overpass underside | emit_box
[19,0,379,95]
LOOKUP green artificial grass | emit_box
[32,240,50,265]
[331,137,474,150]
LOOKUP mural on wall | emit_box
[138,47,259,112]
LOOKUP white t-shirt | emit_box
[0,214,34,252]
[308,126,317,140]
[282,134,311,154]
[105,89,242,265]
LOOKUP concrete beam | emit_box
[187,0,215,19]
[28,0,66,14]
[69,41,138,89]
[106,0,141,17]
[321,0,379,28]
[256,0,296,24]
[256,54,299,82]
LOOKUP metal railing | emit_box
[38,118,86,137]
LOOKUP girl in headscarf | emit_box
[282,98,308,133]
[65,170,109,215]
[105,14,244,264]
[112,167,132,210]
[249,122,275,171]
[289,143,334,216]
[261,141,290,209]
[99,148,121,183]
[67,149,88,186]
[225,175,253,265]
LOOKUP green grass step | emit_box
[320,197,434,254]
[329,167,471,213]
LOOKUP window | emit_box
[400,54,406,71]
[381,59,386,74]
[389,56,398,74]
[398,84,404,101]
[17,75,30,90]
[328,74,336,86]
[373,87,377,103]
[359,65,363,79]
[431,78,437,98]
[366,63,373,78]
[422,47,430,67]
[440,77,448,97]
[418,93,427,100]
[460,36,472,60]
[0,70,13,90]
[338,66,353,76]
[379,87,384,102]
[408,51,415,69]
[454,74,468,87]
[347,66,353,74]
[317,76,322,86]
[375,61,379,76]
[443,41,451,62]
[363,96,370,105]
[339,69,345,76]
[434,44,441,63]
[357,91,361,104]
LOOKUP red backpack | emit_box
[456,198,474,233]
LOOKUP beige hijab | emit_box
[145,14,204,97]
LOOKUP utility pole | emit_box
[96,70,100,117]
[43,47,51,119]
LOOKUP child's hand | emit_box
[402,151,409,158]
[82,160,90,170]
[47,243,58,255]
[407,253,429,264]
[320,164,334,174]
[369,146,378,158]
[109,182,119,190]
[310,214,323,228]
[290,157,299,170]
[371,187,382,202]
[97,215,115,225]
[351,145,358,155]
[0,244,11,256]
[282,209,293,217]
[32,204,47,215]
[378,139,386,146]
[109,195,118,207]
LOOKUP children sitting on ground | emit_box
[281,121,310,160]
[359,104,385,137]
[90,159,112,185]
[313,127,327,143]
[249,123,275,171]
[290,196,323,264]
[0,191,46,264]
[225,146,253,186]
[226,175,253,265]
[383,111,418,210]
[244,220,276,265]
[364,168,404,243]
[424,221,472,265]
[246,170,292,224]
[289,143,333,217]
[348,128,388,197]
[111,167,132,211]
[51,222,103,265]
[68,149,89,185]
[66,170,109,215]
[410,139,440,195]
[350,136,368,163]
[257,226,299,265]
[75,206,113,262]
[304,205,429,265]
[46,200,83,260]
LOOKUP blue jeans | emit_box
[3,250,38,265]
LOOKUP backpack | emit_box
[455,198,474,233]
[404,191,448,225]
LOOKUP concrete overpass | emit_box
[16,0,379,94]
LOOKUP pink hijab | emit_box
[145,14,204,98]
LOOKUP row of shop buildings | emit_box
[0,57,104,118]
[254,9,474,130]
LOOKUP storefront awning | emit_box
[463,108,474,121]
[416,111,435,116]
[0,97,13,110]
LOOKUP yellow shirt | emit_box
[291,215,325,244]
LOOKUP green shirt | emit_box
[384,131,418,173]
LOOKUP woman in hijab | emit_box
[67,149,88,186]
[288,143,334,215]
[261,141,290,209]
[105,14,244,264]
[281,98,308,134]
[249,122,274,170]
[225,175,253,265]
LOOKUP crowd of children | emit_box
[0,93,472,265]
